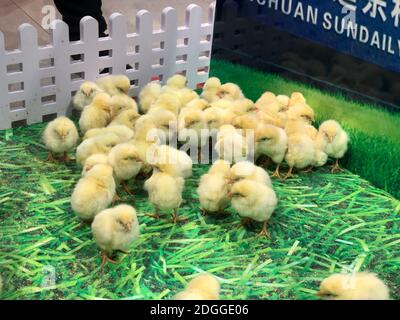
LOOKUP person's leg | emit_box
[53,0,107,41]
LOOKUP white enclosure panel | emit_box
[0,3,216,130]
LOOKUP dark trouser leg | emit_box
[53,0,107,41]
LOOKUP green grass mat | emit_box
[0,123,399,300]
[210,59,400,200]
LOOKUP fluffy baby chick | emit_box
[81,153,109,176]
[285,103,315,137]
[178,108,207,160]
[111,94,138,117]
[72,81,103,111]
[108,143,142,194]
[71,164,116,221]
[284,133,315,180]
[317,272,390,300]
[318,120,349,173]
[232,114,258,136]
[109,109,140,130]
[147,107,177,140]
[79,92,113,134]
[150,92,181,116]
[218,83,244,101]
[215,125,249,164]
[276,95,290,110]
[151,145,193,178]
[204,107,235,131]
[231,99,257,116]
[162,74,198,106]
[229,179,277,238]
[139,81,162,114]
[175,274,220,300]
[255,125,288,178]
[197,160,231,215]
[289,92,306,107]
[255,91,276,109]
[83,125,134,142]
[76,132,120,166]
[201,77,222,103]
[229,161,272,188]
[144,168,185,223]
[96,75,130,96]
[184,98,211,111]
[43,117,79,163]
[92,204,140,266]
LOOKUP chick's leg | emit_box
[302,166,313,173]
[62,152,70,164]
[121,181,133,195]
[282,166,294,181]
[331,159,343,173]
[46,152,56,162]
[258,221,271,239]
[100,250,118,268]
[112,193,122,205]
[171,208,186,224]
[271,163,281,179]
[146,206,161,219]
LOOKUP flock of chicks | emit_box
[31,73,391,300]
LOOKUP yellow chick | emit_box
[289,92,306,107]
[218,83,244,101]
[111,94,138,117]
[83,125,134,142]
[231,99,257,116]
[76,132,120,166]
[150,92,181,116]
[197,160,231,215]
[204,107,236,131]
[109,109,140,130]
[178,108,207,158]
[229,161,272,188]
[72,81,104,111]
[81,153,109,176]
[175,274,221,300]
[147,107,177,139]
[96,75,131,96]
[317,272,390,300]
[79,92,113,134]
[139,81,162,114]
[151,145,193,178]
[229,179,277,238]
[255,91,276,109]
[184,98,211,111]
[284,133,316,180]
[43,116,79,163]
[201,77,222,103]
[108,143,143,194]
[318,120,349,173]
[215,125,249,164]
[285,103,315,136]
[144,168,185,223]
[91,204,140,266]
[232,114,258,136]
[71,164,116,221]
[165,74,187,89]
[162,74,198,107]
[276,95,290,111]
[255,125,288,178]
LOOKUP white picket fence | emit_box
[0,3,216,130]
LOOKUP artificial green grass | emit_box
[0,123,399,300]
[210,59,400,200]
